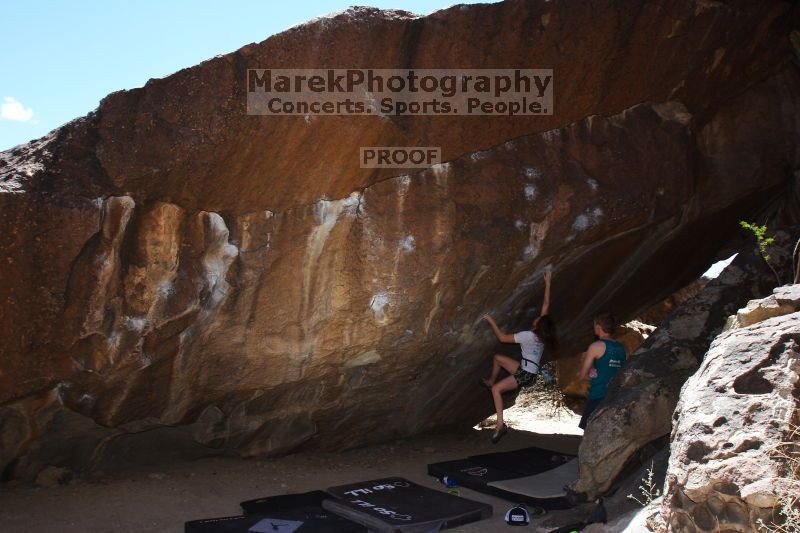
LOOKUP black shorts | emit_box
[513,367,536,388]
[579,397,604,429]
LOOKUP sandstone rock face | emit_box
[635,278,708,328]
[616,321,656,351]
[573,233,799,498]
[34,466,73,488]
[724,284,800,331]
[1,1,799,478]
[663,286,800,532]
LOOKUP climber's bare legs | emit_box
[491,375,519,430]
[482,354,520,388]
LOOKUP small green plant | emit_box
[628,462,661,507]
[740,221,775,261]
[740,220,781,284]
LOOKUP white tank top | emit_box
[513,330,544,373]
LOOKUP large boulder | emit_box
[724,284,800,330]
[635,278,708,327]
[662,286,800,532]
[1,1,799,478]
[572,231,799,498]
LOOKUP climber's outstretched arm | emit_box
[540,268,552,316]
[483,314,515,343]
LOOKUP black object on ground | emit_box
[589,498,607,524]
[186,490,367,533]
[546,499,608,533]
[427,446,574,509]
[184,512,361,533]
[240,490,332,515]
[322,476,492,532]
[547,522,585,533]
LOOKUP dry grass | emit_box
[628,462,661,508]
[515,362,571,417]
[478,362,580,432]
[627,463,667,531]
[757,424,800,533]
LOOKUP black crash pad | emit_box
[187,491,366,533]
[427,458,522,486]
[467,447,574,474]
[428,446,572,487]
[427,447,575,509]
[322,476,492,532]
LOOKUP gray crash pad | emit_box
[488,458,579,499]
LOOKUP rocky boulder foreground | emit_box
[663,285,800,532]
[1,0,799,479]
[573,230,798,498]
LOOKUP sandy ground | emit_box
[0,392,624,533]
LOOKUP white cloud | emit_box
[1,97,34,122]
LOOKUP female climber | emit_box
[481,267,557,443]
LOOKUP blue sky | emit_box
[0,0,486,151]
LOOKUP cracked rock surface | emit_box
[663,285,800,532]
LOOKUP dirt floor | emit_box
[0,391,642,532]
